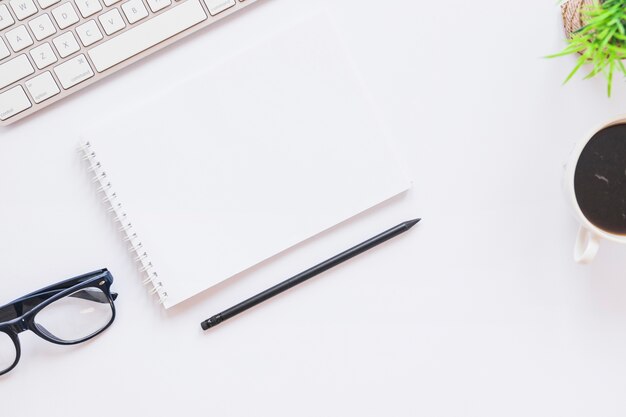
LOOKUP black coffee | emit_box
[574,123,626,235]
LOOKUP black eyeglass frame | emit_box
[0,268,118,376]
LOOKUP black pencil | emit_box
[201,218,421,331]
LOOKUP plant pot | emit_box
[562,0,596,38]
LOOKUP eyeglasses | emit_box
[0,269,118,376]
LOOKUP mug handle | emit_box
[574,226,600,264]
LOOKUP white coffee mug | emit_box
[564,117,626,264]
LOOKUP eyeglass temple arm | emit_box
[2,269,110,304]
[16,269,110,301]
[67,290,117,303]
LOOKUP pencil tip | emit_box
[405,218,421,229]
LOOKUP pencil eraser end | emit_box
[201,314,224,331]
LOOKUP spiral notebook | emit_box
[79,14,411,309]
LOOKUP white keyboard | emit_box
[0,0,256,125]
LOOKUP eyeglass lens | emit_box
[33,287,113,343]
[0,331,16,374]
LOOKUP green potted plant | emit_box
[553,0,626,95]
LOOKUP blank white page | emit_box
[81,13,411,309]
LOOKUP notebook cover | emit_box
[80,13,411,309]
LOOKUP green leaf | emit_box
[564,57,588,84]
[548,0,626,96]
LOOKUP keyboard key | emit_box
[99,9,125,35]
[0,39,9,61]
[25,71,60,103]
[52,2,79,29]
[203,0,234,16]
[0,55,34,89]
[75,0,102,18]
[89,0,206,72]
[30,42,58,69]
[0,0,255,125]
[0,5,16,30]
[10,0,38,20]
[28,13,57,41]
[122,0,148,24]
[54,53,93,88]
[146,0,170,13]
[0,55,35,92]
[5,25,34,52]
[37,0,61,8]
[76,20,102,46]
[53,31,80,58]
[0,85,31,121]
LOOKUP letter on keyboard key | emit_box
[122,0,148,24]
[29,14,57,41]
[0,54,34,90]
[6,25,34,52]
[0,86,31,121]
[76,20,103,46]
[10,0,38,20]
[54,54,94,88]
[53,31,80,58]
[30,42,58,69]
[88,0,207,72]
[75,0,102,18]
[98,9,126,35]
[99,9,125,35]
[52,2,80,29]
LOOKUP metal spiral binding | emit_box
[80,141,168,305]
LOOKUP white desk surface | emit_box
[2,0,626,415]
